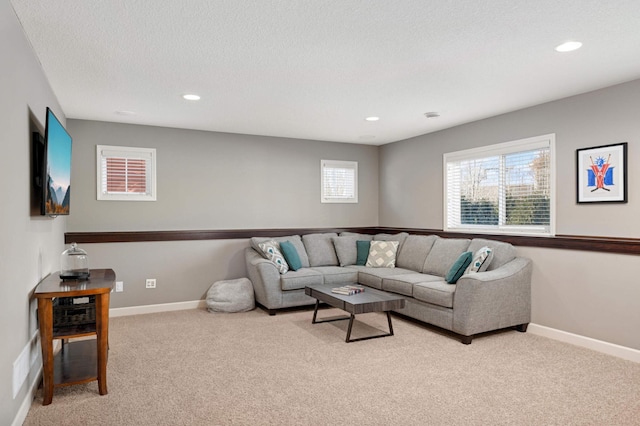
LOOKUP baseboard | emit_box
[109,300,207,317]
[11,363,43,426]
[528,323,640,363]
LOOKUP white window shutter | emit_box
[321,160,358,203]
[97,145,156,201]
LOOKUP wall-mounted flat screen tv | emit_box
[42,107,72,215]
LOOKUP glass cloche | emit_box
[60,242,90,280]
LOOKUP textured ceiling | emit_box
[10,0,640,145]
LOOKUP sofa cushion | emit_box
[258,240,289,274]
[340,232,374,240]
[396,235,438,272]
[465,246,494,274]
[332,236,360,266]
[356,240,371,266]
[302,233,339,267]
[309,266,358,285]
[280,269,323,291]
[422,238,471,276]
[413,281,456,308]
[251,235,310,268]
[279,241,302,271]
[467,238,516,270]
[374,232,409,252]
[357,267,415,290]
[445,251,473,284]
[366,240,399,268]
[382,273,442,297]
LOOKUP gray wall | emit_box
[67,120,379,231]
[1,1,67,423]
[66,120,379,308]
[379,79,640,350]
[380,80,640,237]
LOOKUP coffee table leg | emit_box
[345,314,356,343]
[312,300,320,324]
[346,311,396,343]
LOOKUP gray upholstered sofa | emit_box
[244,232,532,344]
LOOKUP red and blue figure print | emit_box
[588,155,613,192]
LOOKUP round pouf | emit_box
[206,278,255,313]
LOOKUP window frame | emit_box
[321,159,358,203]
[96,145,157,201]
[443,134,556,236]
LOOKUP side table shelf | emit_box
[35,268,115,405]
[54,340,98,386]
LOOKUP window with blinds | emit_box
[444,134,555,235]
[97,145,156,201]
[321,160,358,203]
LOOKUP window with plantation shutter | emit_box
[97,145,156,201]
[444,134,555,236]
[321,160,358,203]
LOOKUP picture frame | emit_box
[576,142,627,203]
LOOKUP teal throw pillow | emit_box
[279,241,302,271]
[355,240,371,266]
[445,251,473,284]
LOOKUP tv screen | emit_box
[43,107,72,215]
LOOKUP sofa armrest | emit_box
[245,247,283,309]
[452,257,532,336]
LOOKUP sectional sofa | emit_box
[244,231,532,344]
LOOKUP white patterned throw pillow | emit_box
[465,246,493,274]
[258,240,289,274]
[366,240,399,268]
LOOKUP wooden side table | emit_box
[34,268,115,405]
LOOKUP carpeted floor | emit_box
[24,308,640,425]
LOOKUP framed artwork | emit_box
[576,142,627,203]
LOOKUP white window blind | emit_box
[321,160,358,203]
[444,134,555,236]
[97,145,156,201]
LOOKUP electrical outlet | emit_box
[145,278,156,289]
[115,281,124,292]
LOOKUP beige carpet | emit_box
[24,308,640,425]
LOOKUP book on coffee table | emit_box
[331,285,365,295]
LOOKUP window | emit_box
[444,134,555,236]
[97,145,156,201]
[321,160,358,203]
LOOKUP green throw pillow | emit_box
[355,240,371,266]
[279,241,302,271]
[445,251,473,284]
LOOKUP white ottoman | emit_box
[206,278,255,313]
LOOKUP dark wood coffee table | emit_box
[304,284,405,343]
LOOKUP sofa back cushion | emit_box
[303,233,339,267]
[467,238,516,270]
[396,235,438,272]
[333,234,373,266]
[374,232,409,252]
[251,235,310,268]
[422,238,471,276]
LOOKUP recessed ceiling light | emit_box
[424,112,440,119]
[555,41,582,52]
[365,116,380,122]
[115,110,136,116]
[183,94,201,101]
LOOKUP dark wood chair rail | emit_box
[65,227,640,256]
